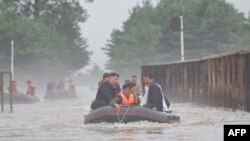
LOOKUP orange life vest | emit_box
[120,93,135,105]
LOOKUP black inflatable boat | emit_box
[84,105,180,124]
[44,89,77,100]
[3,92,40,104]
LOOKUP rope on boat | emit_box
[116,106,130,123]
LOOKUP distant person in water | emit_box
[11,80,18,93]
[26,81,36,96]
[91,72,120,110]
[67,79,75,93]
[57,81,65,90]
[46,78,56,93]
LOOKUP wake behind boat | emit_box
[44,89,77,100]
[84,105,180,124]
[4,92,40,104]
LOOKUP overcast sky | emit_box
[80,0,250,69]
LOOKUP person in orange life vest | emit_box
[26,81,36,96]
[110,83,139,112]
[11,80,18,93]
[125,80,140,104]
[67,79,75,93]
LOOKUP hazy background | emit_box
[81,0,250,69]
[1,2,250,141]
[1,0,249,94]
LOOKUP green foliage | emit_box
[181,0,246,56]
[0,0,90,80]
[104,0,250,75]
[104,2,162,76]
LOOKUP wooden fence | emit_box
[141,50,250,111]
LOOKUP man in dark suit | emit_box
[91,72,120,110]
[141,73,170,112]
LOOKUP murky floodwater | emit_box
[1,87,250,141]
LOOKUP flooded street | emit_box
[1,0,249,140]
[1,87,250,141]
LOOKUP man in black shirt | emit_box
[91,72,120,110]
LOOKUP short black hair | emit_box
[122,83,134,89]
[124,79,131,84]
[109,72,119,77]
[102,72,110,79]
[143,73,154,79]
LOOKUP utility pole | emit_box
[11,40,14,80]
[180,0,185,61]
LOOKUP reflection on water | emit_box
[1,86,250,141]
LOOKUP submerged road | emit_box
[1,87,250,141]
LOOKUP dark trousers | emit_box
[91,100,107,110]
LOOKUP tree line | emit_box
[104,0,250,76]
[0,0,91,81]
